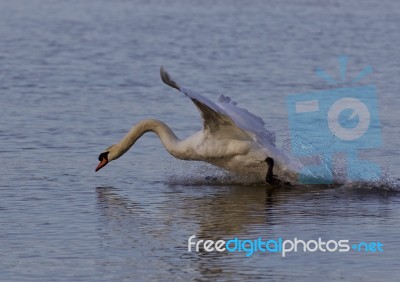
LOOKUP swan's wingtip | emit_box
[160,65,180,90]
[160,65,166,75]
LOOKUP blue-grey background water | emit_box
[1,0,399,281]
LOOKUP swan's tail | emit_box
[160,66,180,90]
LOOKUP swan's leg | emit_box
[265,157,274,183]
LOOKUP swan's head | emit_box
[95,144,119,172]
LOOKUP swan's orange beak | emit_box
[95,158,108,172]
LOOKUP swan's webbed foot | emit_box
[265,157,274,182]
[265,157,280,185]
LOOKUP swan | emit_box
[95,67,300,183]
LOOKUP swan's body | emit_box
[96,67,300,182]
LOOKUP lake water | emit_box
[1,0,399,281]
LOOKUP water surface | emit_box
[0,0,399,281]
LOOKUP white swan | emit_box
[95,67,300,182]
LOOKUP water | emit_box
[1,0,400,281]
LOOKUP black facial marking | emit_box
[98,151,109,161]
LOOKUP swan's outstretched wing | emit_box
[160,66,275,145]
[216,95,276,145]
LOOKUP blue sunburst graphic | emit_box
[315,55,373,85]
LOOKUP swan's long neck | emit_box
[115,119,181,159]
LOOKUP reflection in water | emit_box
[95,183,399,281]
[96,186,143,217]
[95,185,286,280]
[96,184,300,237]
[95,186,163,239]
[95,186,176,280]
[96,184,380,280]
